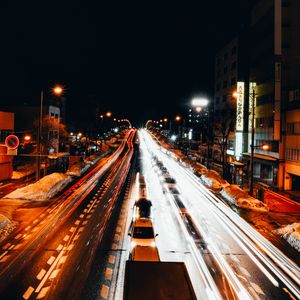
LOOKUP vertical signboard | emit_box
[235,82,244,158]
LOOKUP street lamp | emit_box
[36,85,64,181]
[191,97,210,165]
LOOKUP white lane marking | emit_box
[8,244,15,250]
[37,269,47,280]
[67,244,74,251]
[56,244,63,251]
[47,256,55,265]
[250,282,264,295]
[108,255,116,264]
[0,254,10,263]
[36,286,50,299]
[2,243,11,250]
[33,219,38,224]
[40,213,46,218]
[100,284,109,299]
[22,286,34,299]
[36,250,64,293]
[49,269,60,280]
[240,266,251,277]
[79,214,84,218]
[70,227,76,233]
[58,255,67,265]
[63,235,70,242]
[0,251,8,260]
[83,209,88,213]
[114,234,120,241]
[105,267,113,280]
[15,234,22,239]
[86,215,91,219]
[32,227,38,232]
[75,220,80,225]
[78,227,85,233]
[13,243,23,250]
[248,287,262,300]
[74,234,80,241]
[82,221,88,225]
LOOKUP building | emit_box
[215,0,300,192]
[213,38,239,164]
[0,111,14,180]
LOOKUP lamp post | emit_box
[191,97,209,165]
[249,88,255,196]
[36,85,63,181]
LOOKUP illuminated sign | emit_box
[249,82,256,131]
[236,82,244,131]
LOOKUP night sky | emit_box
[0,1,239,127]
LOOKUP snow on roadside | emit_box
[201,170,230,190]
[3,173,72,201]
[221,185,269,212]
[273,223,300,252]
[11,164,34,179]
[0,214,16,242]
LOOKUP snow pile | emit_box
[4,173,72,201]
[192,162,208,176]
[12,164,34,179]
[0,214,16,242]
[273,223,300,252]
[220,185,269,212]
[67,161,90,177]
[201,170,229,190]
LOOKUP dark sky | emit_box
[0,1,239,126]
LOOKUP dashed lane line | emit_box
[36,269,47,280]
[101,284,109,300]
[36,286,50,299]
[22,286,34,299]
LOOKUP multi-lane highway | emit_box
[0,129,135,299]
[0,128,299,300]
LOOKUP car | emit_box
[133,198,152,219]
[129,218,159,261]
[163,176,177,189]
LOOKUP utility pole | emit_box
[36,90,43,181]
[249,88,255,196]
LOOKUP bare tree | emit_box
[214,108,236,177]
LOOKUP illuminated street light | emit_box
[175,115,181,122]
[24,135,31,142]
[191,97,208,107]
[163,118,168,122]
[53,85,64,96]
[106,111,112,117]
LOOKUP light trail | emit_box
[141,129,300,299]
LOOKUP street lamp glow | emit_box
[106,112,112,117]
[195,106,202,113]
[175,115,181,121]
[53,85,63,95]
[261,144,269,151]
[191,98,208,107]
[163,118,168,122]
[232,91,239,98]
[24,135,31,141]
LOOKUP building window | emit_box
[287,122,300,135]
[231,61,236,70]
[286,148,300,161]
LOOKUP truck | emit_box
[123,261,197,300]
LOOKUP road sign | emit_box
[5,135,19,149]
